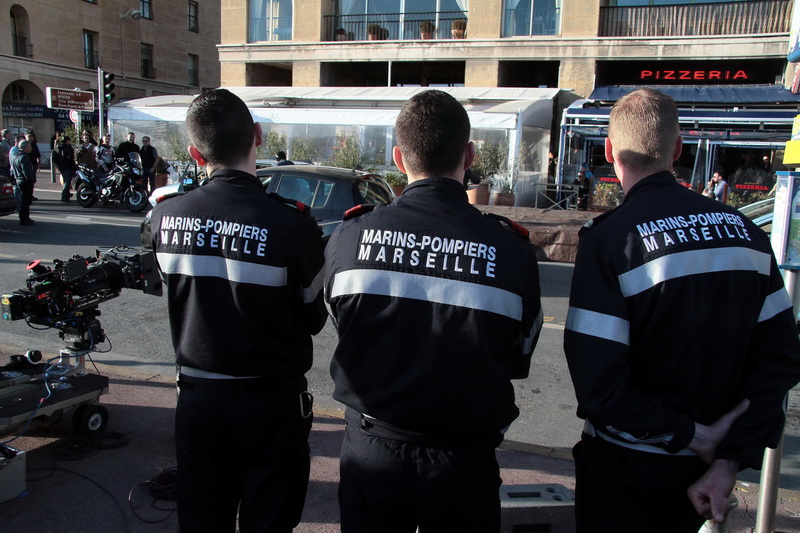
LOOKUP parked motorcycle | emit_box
[74,153,148,212]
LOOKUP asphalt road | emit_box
[1,178,798,491]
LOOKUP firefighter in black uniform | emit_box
[325,90,543,533]
[564,88,800,533]
[151,89,326,533]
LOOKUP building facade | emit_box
[1,0,220,142]
[219,0,792,97]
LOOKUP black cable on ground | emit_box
[128,466,178,524]
[54,431,129,461]
[28,467,130,533]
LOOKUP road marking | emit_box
[28,212,142,228]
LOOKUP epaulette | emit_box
[579,210,614,236]
[268,192,311,216]
[484,213,529,241]
[343,204,377,221]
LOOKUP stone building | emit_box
[219,0,792,97]
[1,0,220,143]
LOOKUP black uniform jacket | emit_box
[564,171,800,467]
[151,169,326,377]
[325,177,543,446]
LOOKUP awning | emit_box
[109,86,561,130]
[589,85,800,105]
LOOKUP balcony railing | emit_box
[141,59,156,79]
[12,34,32,58]
[599,0,790,37]
[84,50,100,69]
[323,11,468,41]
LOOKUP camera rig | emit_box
[0,246,162,437]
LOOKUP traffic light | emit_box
[101,70,115,103]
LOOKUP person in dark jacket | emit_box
[564,88,800,532]
[55,136,77,201]
[11,140,36,225]
[150,88,326,533]
[139,136,159,192]
[116,132,140,164]
[325,90,543,532]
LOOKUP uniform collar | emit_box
[624,171,677,202]
[402,177,468,201]
[208,168,263,190]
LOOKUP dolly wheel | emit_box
[76,404,109,436]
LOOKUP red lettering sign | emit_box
[638,69,749,82]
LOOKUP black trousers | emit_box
[175,375,312,533]
[338,409,501,533]
[573,434,708,533]
[16,180,33,222]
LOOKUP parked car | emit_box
[0,176,15,217]
[140,164,395,246]
[738,197,774,237]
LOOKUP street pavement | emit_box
[2,178,800,532]
[1,361,800,533]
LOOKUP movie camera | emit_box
[0,246,162,438]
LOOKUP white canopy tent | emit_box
[109,86,561,205]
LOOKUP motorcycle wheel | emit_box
[76,183,98,208]
[124,184,148,212]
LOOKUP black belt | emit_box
[177,373,306,393]
[345,408,478,449]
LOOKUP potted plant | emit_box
[420,20,436,40]
[451,19,467,39]
[383,171,408,196]
[469,140,508,205]
[367,24,387,40]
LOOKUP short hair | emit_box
[186,89,254,168]
[608,88,679,173]
[18,140,30,150]
[276,151,286,160]
[395,90,470,176]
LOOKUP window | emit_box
[83,30,99,68]
[141,43,155,78]
[248,0,293,42]
[502,0,560,37]
[188,1,199,32]
[6,82,31,103]
[140,0,153,20]
[188,54,199,86]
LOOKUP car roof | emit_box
[257,165,374,182]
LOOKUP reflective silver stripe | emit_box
[618,247,772,298]
[759,288,793,323]
[330,269,523,320]
[566,307,630,346]
[303,267,325,303]
[522,307,544,354]
[157,252,287,287]
[584,420,696,457]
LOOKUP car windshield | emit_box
[357,177,394,204]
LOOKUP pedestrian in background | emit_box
[116,132,140,164]
[325,89,543,533]
[97,134,116,173]
[76,131,98,170]
[564,88,800,532]
[150,88,326,533]
[0,129,14,177]
[139,136,159,192]
[55,136,77,202]
[26,132,41,172]
[11,139,36,225]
